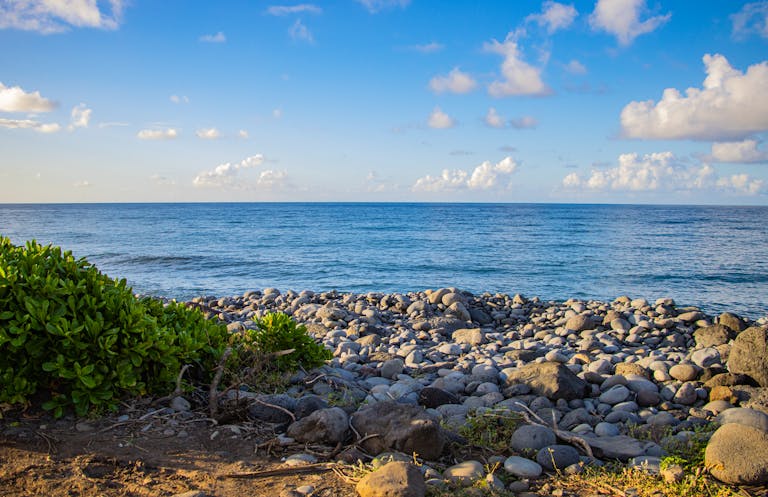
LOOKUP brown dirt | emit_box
[0,403,358,497]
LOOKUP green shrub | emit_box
[240,312,331,372]
[0,238,229,417]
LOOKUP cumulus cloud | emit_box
[200,31,226,43]
[68,103,91,130]
[484,108,538,129]
[526,1,578,33]
[0,82,56,112]
[0,0,124,33]
[170,95,189,104]
[620,54,768,141]
[137,128,179,140]
[193,155,287,189]
[484,35,550,97]
[0,118,60,133]
[510,116,538,129]
[731,1,768,39]
[485,107,505,128]
[266,4,322,15]
[196,127,220,139]
[238,129,249,139]
[589,0,670,46]
[409,42,444,54]
[289,19,313,43]
[413,157,518,192]
[273,107,283,119]
[356,0,410,13]
[562,151,765,194]
[429,67,477,94]
[564,59,587,74]
[709,140,768,163]
[427,107,455,129]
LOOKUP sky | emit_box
[1,0,767,204]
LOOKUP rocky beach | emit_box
[180,287,768,496]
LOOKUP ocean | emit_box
[1,203,767,319]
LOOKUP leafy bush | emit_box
[0,238,229,417]
[240,312,331,372]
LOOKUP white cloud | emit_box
[193,155,289,189]
[429,67,477,94]
[562,151,765,194]
[0,117,60,133]
[356,0,410,13]
[196,128,220,140]
[427,107,454,129]
[289,19,313,43]
[0,82,56,112]
[238,129,249,139]
[485,107,505,128]
[526,1,578,34]
[510,116,538,129]
[620,54,768,141]
[170,95,189,104]
[266,4,322,15]
[564,59,587,74]
[200,31,226,43]
[0,0,124,33]
[710,140,768,163]
[137,128,179,140]
[413,157,518,192]
[731,2,768,39]
[410,42,444,54]
[273,107,283,119]
[589,0,670,46]
[484,35,550,97]
[68,103,91,130]
[73,180,92,188]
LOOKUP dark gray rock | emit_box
[728,326,768,387]
[295,394,328,419]
[509,425,557,452]
[247,394,297,424]
[418,387,458,408]
[351,401,445,460]
[504,362,588,401]
[585,435,645,461]
[536,445,580,471]
[286,407,349,445]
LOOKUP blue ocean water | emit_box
[1,203,767,319]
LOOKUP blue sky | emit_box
[1,0,767,204]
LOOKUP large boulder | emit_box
[350,401,445,460]
[705,423,768,485]
[356,461,426,497]
[693,325,732,348]
[728,326,768,387]
[286,407,349,445]
[503,362,588,401]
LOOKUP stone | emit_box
[295,394,328,419]
[709,386,738,404]
[565,314,595,332]
[443,460,484,487]
[503,362,588,401]
[629,456,661,474]
[452,328,485,346]
[469,307,493,325]
[705,423,768,485]
[351,401,445,460]
[704,372,756,388]
[673,382,698,405]
[503,456,543,479]
[693,325,732,348]
[717,407,768,432]
[356,461,426,497]
[636,390,660,407]
[418,387,458,408]
[170,396,191,412]
[728,326,768,387]
[691,347,721,368]
[669,364,699,382]
[594,422,620,437]
[615,363,647,378]
[536,445,580,471]
[702,400,733,414]
[286,407,349,445]
[599,385,630,405]
[382,359,405,379]
[719,312,746,332]
[509,425,557,452]
[584,435,645,461]
[661,464,685,483]
[247,394,297,425]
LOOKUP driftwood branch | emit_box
[209,347,232,419]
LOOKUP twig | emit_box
[209,347,233,419]
[222,463,336,479]
[248,397,296,423]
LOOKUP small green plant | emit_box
[660,423,718,471]
[241,312,331,372]
[0,238,229,417]
[458,409,522,453]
